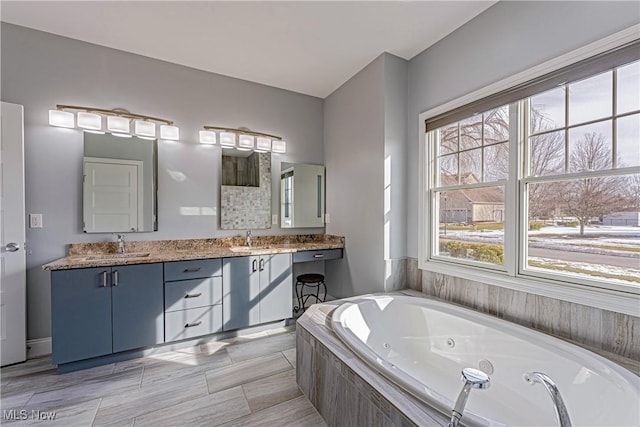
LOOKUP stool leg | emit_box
[294,281,303,313]
[320,281,327,303]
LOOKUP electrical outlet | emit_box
[272,214,278,225]
[29,214,43,228]
[324,213,331,224]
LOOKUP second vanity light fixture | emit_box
[48,104,180,141]
[199,126,286,153]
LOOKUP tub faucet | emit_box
[525,372,572,427]
[246,230,252,247]
[116,234,126,254]
[448,368,490,427]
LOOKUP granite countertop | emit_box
[43,234,345,271]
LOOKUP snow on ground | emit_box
[441,225,640,258]
[530,257,640,284]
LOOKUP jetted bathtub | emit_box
[331,295,640,427]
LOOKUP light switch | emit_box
[29,214,43,228]
[324,213,330,224]
[272,214,278,225]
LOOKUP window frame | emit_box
[418,25,640,316]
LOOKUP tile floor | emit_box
[0,326,326,427]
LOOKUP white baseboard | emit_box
[27,337,52,359]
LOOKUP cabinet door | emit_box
[222,256,260,330]
[111,263,164,353]
[259,253,293,323]
[51,268,112,364]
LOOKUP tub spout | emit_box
[448,368,490,427]
[525,372,572,427]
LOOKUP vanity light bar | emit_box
[200,126,287,153]
[48,105,179,141]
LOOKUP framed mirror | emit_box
[220,149,272,230]
[280,163,325,228]
[83,133,157,233]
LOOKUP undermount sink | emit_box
[85,252,151,260]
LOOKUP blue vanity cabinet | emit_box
[111,264,164,353]
[163,259,224,341]
[51,267,113,365]
[222,254,292,330]
[51,263,163,365]
[259,254,293,324]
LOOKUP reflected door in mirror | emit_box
[83,158,143,232]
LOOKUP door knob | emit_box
[4,243,20,252]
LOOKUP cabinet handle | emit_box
[313,254,325,258]
[259,258,265,271]
[101,271,109,287]
[112,270,119,286]
[252,259,257,273]
[184,292,202,299]
[185,321,202,328]
[184,267,201,273]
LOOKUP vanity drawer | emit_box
[165,305,222,341]
[292,248,343,263]
[164,259,222,281]
[164,277,222,312]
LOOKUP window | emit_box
[422,41,640,295]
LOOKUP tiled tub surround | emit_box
[405,259,640,362]
[42,234,345,270]
[296,291,639,427]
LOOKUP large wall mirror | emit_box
[220,149,271,230]
[281,163,325,228]
[83,133,157,233]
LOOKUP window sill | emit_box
[418,258,639,317]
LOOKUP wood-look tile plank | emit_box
[133,386,250,427]
[0,390,34,412]
[216,395,326,427]
[282,348,296,368]
[2,363,116,396]
[241,369,301,412]
[21,368,143,411]
[226,331,296,363]
[140,348,231,387]
[93,371,208,426]
[205,353,292,394]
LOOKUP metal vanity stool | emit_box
[294,273,327,312]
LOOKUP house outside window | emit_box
[421,38,640,298]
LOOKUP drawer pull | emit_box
[183,267,201,273]
[313,254,325,258]
[252,259,258,273]
[112,270,119,286]
[184,292,202,299]
[259,258,265,271]
[101,271,109,287]
[185,321,202,328]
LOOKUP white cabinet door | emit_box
[0,102,26,366]
[83,158,142,232]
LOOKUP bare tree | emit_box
[561,132,622,235]
[620,174,640,210]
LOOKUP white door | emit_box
[0,102,27,366]
[83,158,142,232]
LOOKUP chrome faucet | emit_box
[448,368,490,427]
[525,372,572,427]
[116,234,126,254]
[246,230,252,248]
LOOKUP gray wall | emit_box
[406,1,640,257]
[324,53,408,297]
[1,23,324,340]
[324,55,385,298]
